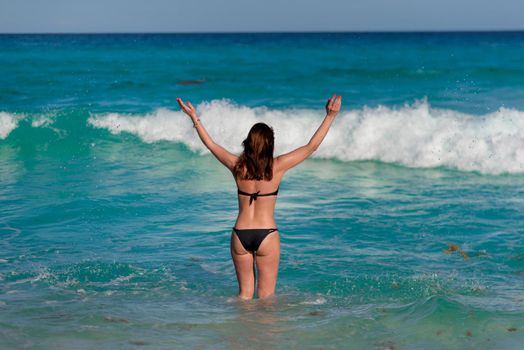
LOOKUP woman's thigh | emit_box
[230,232,255,299]
[255,231,280,298]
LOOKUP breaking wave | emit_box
[88,100,524,175]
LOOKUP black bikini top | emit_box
[237,187,279,205]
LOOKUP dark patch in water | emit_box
[104,315,129,323]
[129,340,149,346]
[176,79,206,86]
[39,313,71,320]
[190,256,202,262]
[510,254,524,260]
[308,310,324,316]
[466,330,473,337]
[436,330,444,336]
[508,327,517,332]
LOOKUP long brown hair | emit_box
[233,123,274,181]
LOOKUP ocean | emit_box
[1,32,523,349]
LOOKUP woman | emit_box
[177,95,342,299]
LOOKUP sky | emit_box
[0,0,523,33]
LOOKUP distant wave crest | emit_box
[84,99,524,175]
[0,112,57,139]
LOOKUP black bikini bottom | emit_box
[232,228,278,252]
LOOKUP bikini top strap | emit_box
[237,187,279,205]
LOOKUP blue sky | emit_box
[1,0,523,33]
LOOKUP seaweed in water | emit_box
[444,243,469,260]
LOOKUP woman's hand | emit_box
[177,97,198,120]
[325,94,342,118]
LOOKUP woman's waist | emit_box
[234,215,277,229]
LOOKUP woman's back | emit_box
[234,159,284,228]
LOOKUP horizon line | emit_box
[1,29,524,35]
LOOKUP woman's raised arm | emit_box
[275,95,341,173]
[177,97,238,171]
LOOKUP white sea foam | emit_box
[0,112,20,139]
[31,115,54,128]
[0,112,58,139]
[300,297,327,305]
[88,100,524,174]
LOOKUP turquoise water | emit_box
[1,33,524,349]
